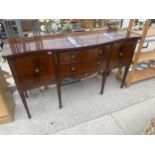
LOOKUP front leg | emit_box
[19,91,31,119]
[100,70,108,95]
[56,79,62,108]
[121,65,130,88]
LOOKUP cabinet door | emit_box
[108,39,136,70]
[120,39,137,66]
[9,52,56,90]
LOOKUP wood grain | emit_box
[0,66,15,124]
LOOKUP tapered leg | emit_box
[56,80,62,108]
[107,71,111,76]
[100,71,107,95]
[19,91,31,119]
[24,91,28,98]
[121,65,130,88]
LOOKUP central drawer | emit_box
[59,48,105,64]
[60,58,106,77]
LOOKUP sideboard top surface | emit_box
[2,29,140,57]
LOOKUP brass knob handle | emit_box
[100,70,103,74]
[34,68,40,74]
[70,54,76,60]
[97,60,101,65]
[84,73,88,77]
[119,52,123,56]
[99,49,103,55]
[47,51,52,55]
[70,66,76,72]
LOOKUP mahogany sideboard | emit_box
[2,29,140,119]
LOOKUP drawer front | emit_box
[108,39,136,70]
[10,52,56,90]
[60,59,106,78]
[59,47,107,64]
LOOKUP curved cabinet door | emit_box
[9,52,56,90]
[108,39,137,70]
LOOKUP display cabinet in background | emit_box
[2,19,123,39]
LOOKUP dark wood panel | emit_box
[59,48,106,64]
[10,52,56,90]
[2,30,140,58]
[60,58,107,78]
[120,39,137,66]
[108,39,137,70]
[108,42,123,70]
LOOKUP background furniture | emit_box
[2,19,123,38]
[0,66,15,124]
[118,19,155,86]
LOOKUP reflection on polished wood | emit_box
[3,30,140,56]
[2,29,140,119]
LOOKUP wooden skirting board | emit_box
[0,66,15,125]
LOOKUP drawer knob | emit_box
[84,73,88,77]
[99,50,103,55]
[119,52,123,56]
[70,66,76,72]
[34,68,40,74]
[97,60,101,65]
[70,54,76,60]
[47,51,52,55]
[100,70,103,74]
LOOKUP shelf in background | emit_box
[117,67,155,87]
[133,50,155,64]
[0,66,15,125]
[132,29,155,37]
[131,67,155,82]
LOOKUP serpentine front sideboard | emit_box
[2,29,140,119]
